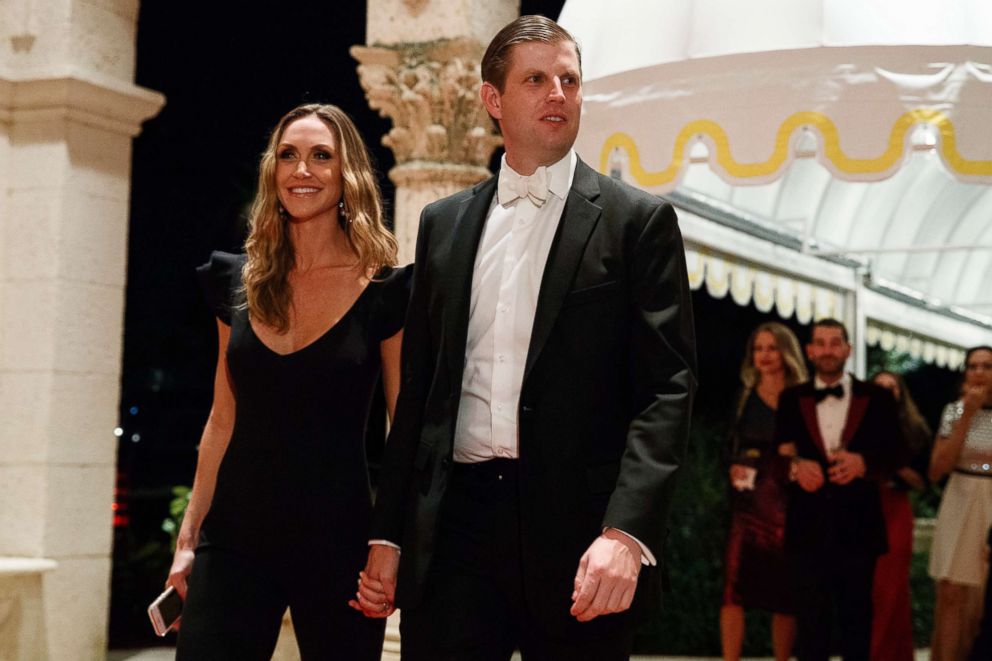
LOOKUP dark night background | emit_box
[111,1,959,650]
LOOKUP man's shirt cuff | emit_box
[368,539,401,552]
[605,527,656,566]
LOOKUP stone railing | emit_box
[0,557,58,661]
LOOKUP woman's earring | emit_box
[339,200,352,225]
[277,202,288,218]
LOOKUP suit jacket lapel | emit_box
[523,160,603,383]
[841,379,869,449]
[443,177,496,388]
[799,392,829,460]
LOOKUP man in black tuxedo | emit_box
[350,14,696,660]
[774,318,903,661]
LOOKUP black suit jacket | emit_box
[371,159,697,627]
[773,378,904,558]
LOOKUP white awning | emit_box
[560,0,992,81]
[559,0,992,355]
[679,207,983,367]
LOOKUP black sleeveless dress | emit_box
[195,251,412,561]
[178,251,411,659]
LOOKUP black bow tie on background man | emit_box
[814,384,844,402]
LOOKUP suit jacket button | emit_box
[441,458,451,470]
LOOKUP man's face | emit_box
[806,326,851,379]
[480,40,582,174]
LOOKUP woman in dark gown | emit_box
[721,322,808,661]
[166,103,410,660]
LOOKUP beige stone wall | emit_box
[367,0,518,46]
[0,1,163,658]
[0,0,139,80]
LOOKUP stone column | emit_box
[350,3,518,657]
[352,0,519,263]
[0,1,164,659]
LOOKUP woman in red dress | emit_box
[869,371,931,661]
[721,322,808,661]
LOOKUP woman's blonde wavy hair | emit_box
[735,321,808,417]
[241,103,397,332]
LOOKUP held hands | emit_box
[794,458,825,492]
[827,450,866,485]
[349,544,399,618]
[570,529,641,622]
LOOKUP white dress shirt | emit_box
[452,151,575,462]
[814,373,852,454]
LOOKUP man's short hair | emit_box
[481,15,582,93]
[810,318,849,344]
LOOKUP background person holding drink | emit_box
[927,345,992,661]
[772,319,904,661]
[720,322,808,661]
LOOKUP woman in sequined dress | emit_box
[721,322,808,661]
[928,345,992,661]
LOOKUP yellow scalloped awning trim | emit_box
[598,109,992,187]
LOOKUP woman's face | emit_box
[964,349,992,390]
[275,114,343,223]
[752,330,783,377]
[872,373,901,401]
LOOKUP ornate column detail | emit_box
[352,38,502,262]
[353,39,500,169]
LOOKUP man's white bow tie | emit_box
[497,165,549,207]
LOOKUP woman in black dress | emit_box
[167,103,410,660]
[721,322,808,661]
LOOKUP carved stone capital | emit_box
[351,38,502,169]
[388,161,492,189]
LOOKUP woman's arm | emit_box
[929,392,983,482]
[166,320,236,598]
[929,429,966,483]
[380,329,403,423]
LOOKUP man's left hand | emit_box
[828,450,866,485]
[570,529,641,622]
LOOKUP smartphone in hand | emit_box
[148,586,183,636]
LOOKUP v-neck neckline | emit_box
[247,280,374,358]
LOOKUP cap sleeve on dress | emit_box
[938,401,963,438]
[372,263,414,341]
[195,251,245,326]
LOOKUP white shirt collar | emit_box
[498,149,576,202]
[814,372,851,393]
